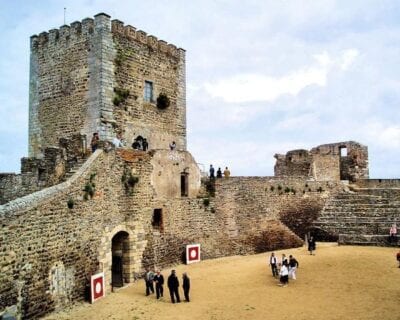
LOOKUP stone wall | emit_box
[354,179,400,188]
[2,150,339,319]
[274,141,369,182]
[313,188,400,243]
[111,20,186,151]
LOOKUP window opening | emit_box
[340,147,347,157]
[144,81,153,102]
[152,209,163,231]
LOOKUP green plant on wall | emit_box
[83,173,96,200]
[203,198,210,207]
[67,198,74,209]
[113,87,130,106]
[156,93,170,109]
[121,168,139,195]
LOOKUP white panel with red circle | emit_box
[186,244,201,264]
[91,272,105,303]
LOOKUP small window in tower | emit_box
[144,81,153,102]
[152,209,163,231]
[340,147,348,157]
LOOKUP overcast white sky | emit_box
[0,0,399,177]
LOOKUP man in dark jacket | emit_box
[167,270,180,303]
[153,270,164,299]
[182,272,190,302]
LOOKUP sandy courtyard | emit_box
[44,243,400,320]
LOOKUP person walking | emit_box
[308,236,316,255]
[182,272,190,302]
[269,252,278,277]
[153,270,164,299]
[145,268,155,296]
[279,261,289,287]
[288,255,299,280]
[167,270,180,303]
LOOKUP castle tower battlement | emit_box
[29,13,186,157]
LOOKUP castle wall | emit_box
[111,20,186,151]
[2,150,341,318]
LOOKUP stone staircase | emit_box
[62,157,88,181]
[313,188,400,246]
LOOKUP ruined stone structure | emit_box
[274,141,369,182]
[0,13,399,320]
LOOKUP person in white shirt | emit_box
[279,261,289,287]
[112,133,124,148]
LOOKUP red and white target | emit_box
[186,244,201,264]
[90,272,105,303]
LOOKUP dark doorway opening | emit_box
[181,173,188,197]
[111,231,129,288]
[152,209,163,232]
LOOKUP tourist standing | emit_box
[269,252,278,277]
[167,270,180,303]
[145,269,155,296]
[389,224,397,243]
[142,138,149,151]
[153,270,164,299]
[288,255,299,280]
[209,165,215,179]
[169,141,176,150]
[182,272,190,302]
[223,167,231,178]
[216,167,222,178]
[308,236,316,255]
[112,133,124,148]
[90,132,99,153]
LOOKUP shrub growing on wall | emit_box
[156,93,170,109]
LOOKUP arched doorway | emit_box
[111,231,129,288]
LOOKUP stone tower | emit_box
[29,13,186,158]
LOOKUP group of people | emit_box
[145,269,190,303]
[209,164,230,179]
[90,132,180,153]
[269,252,299,287]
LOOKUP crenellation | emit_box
[81,18,94,35]
[70,21,82,36]
[111,19,124,34]
[167,43,179,57]
[158,39,168,53]
[48,29,59,43]
[30,35,38,50]
[136,30,147,44]
[124,25,136,39]
[38,32,48,45]
[147,35,158,50]
[59,25,70,40]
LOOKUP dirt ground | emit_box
[44,243,400,320]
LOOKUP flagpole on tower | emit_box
[64,7,66,25]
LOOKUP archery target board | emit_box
[91,272,105,303]
[186,244,201,264]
